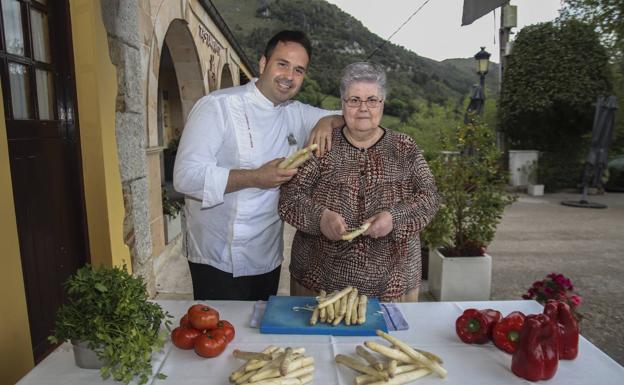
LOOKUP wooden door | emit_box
[0,0,88,362]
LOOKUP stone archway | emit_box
[220,63,234,89]
[144,16,205,270]
[162,20,205,120]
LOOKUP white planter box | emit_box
[428,248,492,301]
[509,150,539,187]
[527,184,544,196]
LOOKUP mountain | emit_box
[212,0,499,106]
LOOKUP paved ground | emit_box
[487,192,624,365]
[155,191,624,365]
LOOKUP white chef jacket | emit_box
[173,79,334,277]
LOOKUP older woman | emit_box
[278,62,439,302]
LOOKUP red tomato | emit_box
[187,304,219,330]
[194,330,227,358]
[214,320,235,343]
[171,326,202,350]
[179,314,192,328]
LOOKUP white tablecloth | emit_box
[16,300,624,385]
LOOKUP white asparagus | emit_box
[287,152,311,169]
[245,377,301,385]
[230,345,278,382]
[355,345,383,371]
[345,287,358,326]
[309,306,319,325]
[245,348,285,371]
[415,348,444,364]
[376,330,447,378]
[387,359,398,378]
[350,294,359,325]
[249,352,287,381]
[250,355,312,383]
[326,291,335,322]
[278,144,318,169]
[318,290,327,322]
[333,297,341,319]
[299,373,314,384]
[365,368,431,385]
[280,348,294,376]
[235,369,259,385]
[357,294,367,324]
[334,354,388,381]
[339,293,348,317]
[341,222,371,241]
[354,364,421,385]
[317,286,353,309]
[331,313,344,326]
[233,349,272,361]
[364,341,414,364]
[285,356,314,373]
[283,363,314,378]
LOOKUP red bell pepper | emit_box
[492,311,526,354]
[543,299,580,360]
[455,308,502,344]
[511,314,559,381]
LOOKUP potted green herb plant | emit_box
[425,116,516,300]
[49,265,172,384]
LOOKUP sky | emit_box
[324,0,562,63]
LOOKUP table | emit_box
[17,300,624,384]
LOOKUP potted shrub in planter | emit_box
[520,159,544,196]
[49,265,172,384]
[426,116,516,301]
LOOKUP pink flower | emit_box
[570,295,582,307]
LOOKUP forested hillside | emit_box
[212,0,500,155]
[212,0,499,105]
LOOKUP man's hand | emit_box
[253,158,298,189]
[226,158,297,192]
[306,115,344,157]
[320,209,347,241]
[363,211,393,239]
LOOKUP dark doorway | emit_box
[0,0,88,362]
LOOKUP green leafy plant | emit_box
[162,185,182,219]
[49,265,172,384]
[424,115,516,256]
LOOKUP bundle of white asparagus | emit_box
[229,346,315,385]
[309,286,368,326]
[278,144,318,169]
[335,329,447,385]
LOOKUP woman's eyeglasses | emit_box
[343,97,384,108]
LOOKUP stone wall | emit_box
[99,0,253,296]
[100,0,154,292]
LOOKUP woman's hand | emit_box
[363,211,393,239]
[320,209,347,241]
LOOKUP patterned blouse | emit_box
[278,127,440,301]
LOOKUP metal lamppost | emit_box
[474,46,491,93]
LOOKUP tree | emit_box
[560,0,624,155]
[498,21,612,188]
[560,0,623,63]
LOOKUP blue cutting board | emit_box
[259,295,387,336]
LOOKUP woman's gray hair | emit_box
[339,62,387,99]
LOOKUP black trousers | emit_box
[188,261,281,301]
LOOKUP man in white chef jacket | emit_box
[174,30,343,300]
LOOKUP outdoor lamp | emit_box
[474,47,491,75]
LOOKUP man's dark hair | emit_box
[263,30,312,61]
